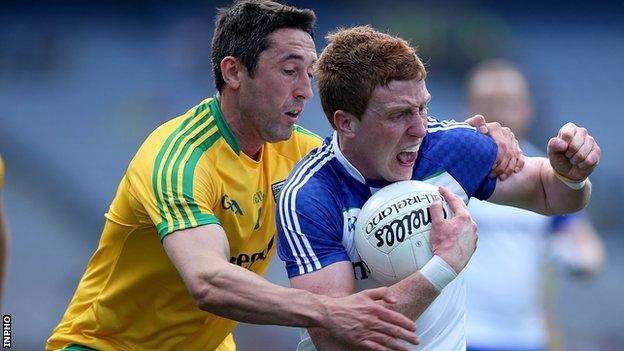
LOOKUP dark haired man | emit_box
[47,2,521,350]
[47,2,420,350]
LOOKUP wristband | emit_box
[420,255,457,291]
[553,171,587,190]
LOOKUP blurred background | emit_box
[0,0,622,350]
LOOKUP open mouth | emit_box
[285,108,302,118]
[396,145,420,165]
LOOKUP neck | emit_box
[219,90,263,160]
[337,134,370,179]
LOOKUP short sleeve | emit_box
[128,146,220,241]
[276,177,349,278]
[420,123,498,200]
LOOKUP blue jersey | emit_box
[276,118,498,351]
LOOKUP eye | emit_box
[283,69,296,76]
[389,111,408,121]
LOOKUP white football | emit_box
[354,180,451,286]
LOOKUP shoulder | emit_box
[279,142,340,208]
[423,117,497,165]
[130,98,225,174]
[417,117,498,199]
[426,118,492,147]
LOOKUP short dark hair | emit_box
[316,26,426,129]
[212,0,316,92]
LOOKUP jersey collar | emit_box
[331,132,387,189]
[209,94,241,155]
[331,132,367,184]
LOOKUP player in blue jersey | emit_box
[276,26,601,351]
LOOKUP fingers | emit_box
[557,122,577,143]
[357,289,416,332]
[569,134,594,166]
[548,136,568,155]
[360,336,416,351]
[577,143,601,170]
[375,305,417,332]
[565,125,588,158]
[465,114,488,133]
[438,187,466,216]
[371,319,420,347]
[549,123,601,176]
[514,140,525,172]
[362,286,398,304]
[486,124,520,180]
[429,199,444,225]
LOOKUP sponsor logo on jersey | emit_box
[253,190,264,204]
[271,180,286,202]
[230,235,275,269]
[221,194,243,215]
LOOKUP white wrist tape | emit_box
[554,171,587,190]
[420,255,457,291]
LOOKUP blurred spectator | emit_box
[463,60,605,351]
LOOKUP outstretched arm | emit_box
[163,224,419,351]
[489,122,600,214]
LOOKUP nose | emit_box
[407,115,427,138]
[294,72,314,101]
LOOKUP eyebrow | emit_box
[387,96,431,111]
[279,53,317,64]
[279,53,305,62]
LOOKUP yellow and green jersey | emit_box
[0,154,4,189]
[47,96,322,351]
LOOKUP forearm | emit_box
[540,160,592,215]
[491,157,592,215]
[385,272,440,320]
[308,272,437,350]
[309,328,352,351]
[196,259,328,327]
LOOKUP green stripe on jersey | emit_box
[153,100,216,235]
[62,345,98,351]
[180,131,222,223]
[158,213,221,241]
[165,117,217,228]
[422,170,445,181]
[210,96,241,154]
[293,124,322,140]
[152,102,210,234]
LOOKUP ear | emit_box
[220,56,243,90]
[334,110,359,137]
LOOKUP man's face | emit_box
[469,70,532,137]
[238,28,317,143]
[346,79,430,182]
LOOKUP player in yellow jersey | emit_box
[47,1,522,350]
[0,154,7,310]
[47,2,420,350]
